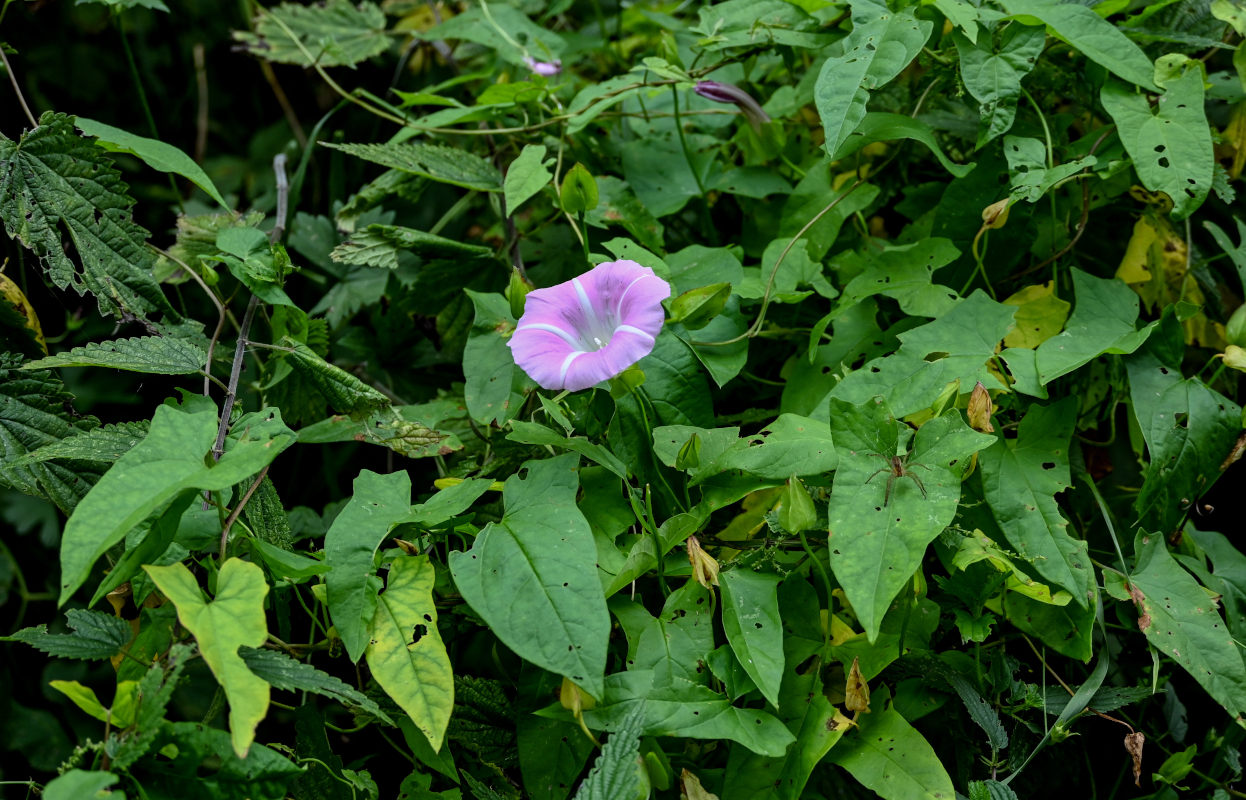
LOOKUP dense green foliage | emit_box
[3,0,1246,797]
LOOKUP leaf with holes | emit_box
[324,469,412,663]
[814,1,933,156]
[365,555,453,749]
[828,398,995,640]
[1101,67,1213,220]
[954,23,1046,148]
[1130,531,1246,720]
[719,569,784,708]
[828,693,956,799]
[448,455,609,698]
[979,399,1094,605]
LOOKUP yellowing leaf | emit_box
[49,679,138,727]
[365,555,453,751]
[145,559,270,757]
[680,768,720,800]
[1002,282,1071,349]
[0,271,46,355]
[1222,101,1246,180]
[1222,345,1246,372]
[1116,215,1223,348]
[845,656,871,713]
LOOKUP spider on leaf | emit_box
[865,452,931,506]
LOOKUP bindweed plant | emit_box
[2,0,1246,798]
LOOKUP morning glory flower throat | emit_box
[508,259,671,392]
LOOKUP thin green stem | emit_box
[116,12,185,213]
[670,85,706,196]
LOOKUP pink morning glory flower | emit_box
[524,56,562,76]
[508,260,671,392]
[693,80,771,130]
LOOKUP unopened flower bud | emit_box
[693,80,770,130]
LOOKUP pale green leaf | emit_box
[421,4,565,66]
[22,336,207,375]
[322,141,502,192]
[999,0,1157,89]
[145,558,270,758]
[504,145,553,215]
[448,455,610,698]
[693,0,829,50]
[324,469,412,663]
[815,2,933,156]
[833,238,963,319]
[75,117,229,209]
[719,569,784,708]
[6,608,132,660]
[1003,135,1096,202]
[829,400,995,639]
[58,403,295,603]
[365,555,454,750]
[979,399,1093,604]
[0,112,170,318]
[235,0,389,68]
[42,770,121,800]
[828,699,956,800]
[1131,531,1246,719]
[1101,68,1214,220]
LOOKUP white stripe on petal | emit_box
[616,274,649,310]
[517,322,582,349]
[613,324,655,343]
[559,350,586,383]
[572,277,597,321]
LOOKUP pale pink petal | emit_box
[507,259,671,391]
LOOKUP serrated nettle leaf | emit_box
[979,398,1093,604]
[58,402,295,604]
[571,702,644,800]
[322,141,503,192]
[718,569,784,709]
[17,420,149,465]
[999,0,1157,89]
[828,398,995,640]
[330,223,494,270]
[1131,531,1246,720]
[75,117,230,210]
[22,335,207,375]
[0,112,171,319]
[449,455,610,698]
[364,555,453,748]
[234,0,389,68]
[815,2,932,156]
[145,558,269,758]
[324,469,412,663]
[279,337,391,418]
[5,608,132,660]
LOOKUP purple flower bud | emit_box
[508,260,671,392]
[693,80,771,130]
[524,56,562,77]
